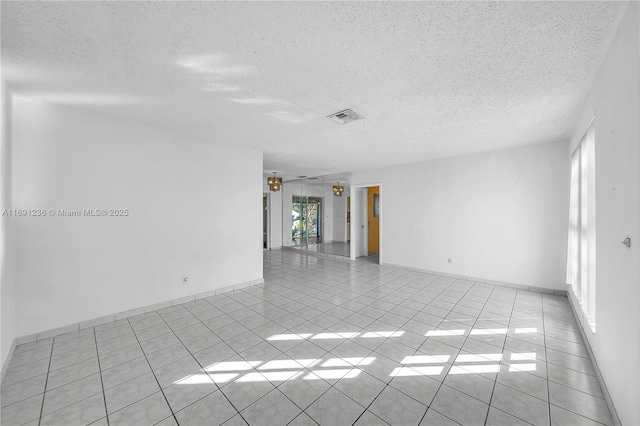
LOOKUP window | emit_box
[566,120,596,331]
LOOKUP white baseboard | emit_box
[11,278,265,348]
[383,263,567,296]
[1,338,17,384]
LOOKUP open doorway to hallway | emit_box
[350,184,381,264]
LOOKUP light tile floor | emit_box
[1,250,613,425]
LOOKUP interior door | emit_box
[368,186,380,254]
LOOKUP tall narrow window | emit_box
[567,120,596,331]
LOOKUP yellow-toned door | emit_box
[367,186,379,253]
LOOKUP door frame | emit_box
[307,196,323,245]
[350,183,382,265]
[263,193,270,250]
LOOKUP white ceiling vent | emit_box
[328,109,363,124]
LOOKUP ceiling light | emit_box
[267,172,282,192]
[333,182,344,197]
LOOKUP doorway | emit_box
[368,186,380,254]
[350,184,381,264]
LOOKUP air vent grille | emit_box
[328,109,363,124]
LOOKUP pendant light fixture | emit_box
[333,181,344,196]
[267,172,282,192]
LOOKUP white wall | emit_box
[12,97,263,337]
[567,3,639,424]
[352,140,569,289]
[1,74,17,371]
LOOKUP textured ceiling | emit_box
[1,1,628,178]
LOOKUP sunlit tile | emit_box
[450,364,500,374]
[361,331,405,338]
[304,369,361,380]
[205,360,262,372]
[401,355,450,364]
[425,330,465,337]
[470,328,508,335]
[455,353,502,362]
[259,359,321,370]
[208,373,239,383]
[389,366,444,377]
[267,333,312,341]
[312,332,360,340]
[236,371,302,382]
[514,328,538,334]
[174,374,214,385]
[321,357,376,368]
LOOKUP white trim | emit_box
[263,192,270,250]
[1,339,17,384]
[383,262,567,295]
[10,278,265,348]
[349,183,382,265]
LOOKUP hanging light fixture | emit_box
[267,172,282,192]
[333,181,344,197]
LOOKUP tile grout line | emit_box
[542,294,552,425]
[482,288,517,426]
[372,273,465,423]
[125,317,180,426]
[93,326,111,426]
[539,296,609,424]
[36,337,56,426]
[236,284,381,422]
[153,304,249,425]
[267,263,420,423]
[179,294,311,423]
[416,278,498,425]
[356,275,488,425]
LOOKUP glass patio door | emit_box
[292,196,308,246]
[292,196,322,247]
